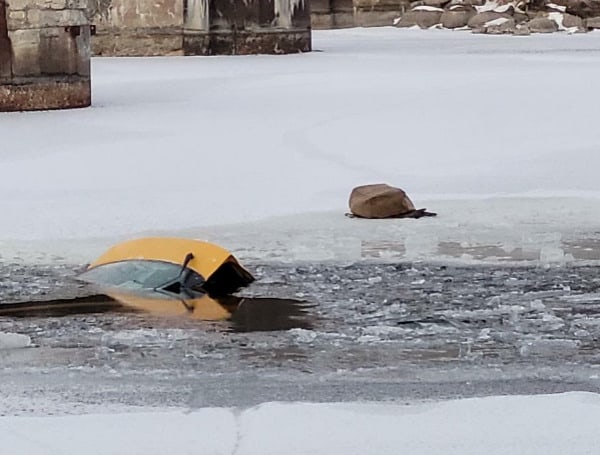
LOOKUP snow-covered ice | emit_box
[1,28,600,265]
[2,27,600,452]
[1,393,600,455]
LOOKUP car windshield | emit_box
[79,260,193,291]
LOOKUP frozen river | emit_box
[1,28,600,455]
[2,259,600,415]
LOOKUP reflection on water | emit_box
[227,297,314,332]
[0,293,314,333]
[0,295,128,317]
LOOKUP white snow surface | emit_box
[475,1,521,13]
[547,3,567,12]
[1,392,600,454]
[2,28,600,451]
[413,5,444,11]
[484,17,510,27]
[547,12,579,33]
[2,28,600,265]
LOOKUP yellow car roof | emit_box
[88,237,250,281]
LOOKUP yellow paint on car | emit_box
[88,237,251,281]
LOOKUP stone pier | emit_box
[311,0,409,28]
[311,0,354,28]
[90,0,311,57]
[184,0,311,56]
[0,0,91,112]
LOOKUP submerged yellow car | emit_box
[0,237,313,331]
[77,237,261,324]
[80,237,255,298]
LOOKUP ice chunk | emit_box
[290,328,317,343]
[519,339,579,357]
[540,246,570,264]
[0,332,31,349]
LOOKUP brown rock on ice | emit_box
[348,184,437,219]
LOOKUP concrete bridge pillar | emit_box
[0,0,91,112]
[89,0,311,56]
[184,0,311,56]
[183,0,210,54]
[311,0,354,28]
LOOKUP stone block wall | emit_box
[1,0,11,79]
[311,0,409,28]
[90,0,184,56]
[90,0,312,56]
[0,0,91,111]
[353,0,409,26]
[311,0,354,28]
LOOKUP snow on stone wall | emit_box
[184,0,209,30]
[275,0,305,27]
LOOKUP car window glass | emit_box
[80,260,194,291]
